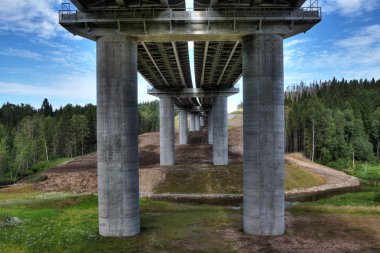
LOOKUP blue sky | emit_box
[0,0,380,112]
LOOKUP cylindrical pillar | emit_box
[213,96,228,165]
[179,110,188,144]
[243,34,285,236]
[97,35,139,237]
[160,96,175,165]
[208,109,213,144]
[200,115,205,127]
[189,113,195,131]
[195,114,200,131]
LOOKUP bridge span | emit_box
[60,0,321,237]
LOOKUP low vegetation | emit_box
[290,163,380,215]
[0,100,160,185]
[0,185,238,253]
[154,163,326,194]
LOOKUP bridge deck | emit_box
[62,0,321,109]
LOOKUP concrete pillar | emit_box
[160,96,175,165]
[97,35,139,237]
[200,115,205,127]
[208,109,213,144]
[195,114,200,131]
[189,113,195,131]
[179,110,188,144]
[213,96,228,165]
[242,34,285,236]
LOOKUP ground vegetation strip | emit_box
[0,185,379,253]
[0,107,378,252]
[0,99,160,185]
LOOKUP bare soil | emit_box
[35,114,357,195]
[32,114,380,252]
[221,214,380,253]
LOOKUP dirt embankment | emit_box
[36,114,359,199]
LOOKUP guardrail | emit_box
[59,7,321,22]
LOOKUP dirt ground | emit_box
[35,114,355,194]
[32,115,380,252]
[221,214,380,253]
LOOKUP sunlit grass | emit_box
[154,163,326,194]
[0,190,238,253]
[285,163,326,190]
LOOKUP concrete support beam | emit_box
[195,114,200,131]
[97,35,139,237]
[160,96,175,165]
[208,109,213,144]
[200,115,205,127]
[242,34,285,236]
[179,110,188,144]
[189,113,195,131]
[213,96,228,165]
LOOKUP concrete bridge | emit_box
[60,0,321,237]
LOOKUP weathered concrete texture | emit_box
[208,109,213,144]
[213,96,228,165]
[160,96,175,165]
[97,35,140,237]
[189,113,195,131]
[200,115,205,127]
[179,110,188,144]
[195,114,200,131]
[242,34,285,236]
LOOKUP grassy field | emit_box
[291,163,380,215]
[1,184,380,253]
[0,185,239,253]
[0,160,380,252]
[154,163,326,194]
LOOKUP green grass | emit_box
[28,157,73,174]
[327,160,380,180]
[0,186,239,253]
[353,162,380,180]
[229,109,243,115]
[285,163,326,190]
[155,164,243,194]
[1,157,74,186]
[302,161,380,215]
[154,163,326,194]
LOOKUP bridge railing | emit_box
[59,7,321,22]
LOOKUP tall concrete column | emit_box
[213,96,228,165]
[179,110,188,144]
[189,113,195,131]
[208,109,213,144]
[200,115,205,127]
[195,114,200,131]
[160,96,175,165]
[97,35,139,237]
[243,34,285,236]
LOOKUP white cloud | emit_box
[0,0,65,38]
[337,24,380,48]
[284,24,380,85]
[0,73,96,101]
[0,48,42,60]
[322,0,380,16]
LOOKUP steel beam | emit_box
[141,42,170,86]
[171,42,187,87]
[216,42,239,85]
[200,41,209,87]
[148,88,239,98]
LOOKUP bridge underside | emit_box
[61,0,320,238]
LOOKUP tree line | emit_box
[0,99,160,185]
[285,78,380,168]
